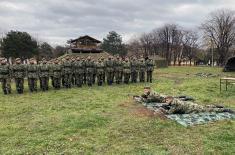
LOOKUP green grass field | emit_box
[0,67,234,154]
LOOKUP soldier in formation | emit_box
[62,56,73,88]
[27,58,38,92]
[0,58,11,94]
[0,55,155,94]
[96,57,105,86]
[146,57,154,83]
[38,58,50,91]
[12,58,26,94]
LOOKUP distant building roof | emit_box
[70,35,101,44]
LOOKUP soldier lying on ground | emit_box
[135,87,234,114]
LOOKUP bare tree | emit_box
[201,9,235,66]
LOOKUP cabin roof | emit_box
[70,35,101,43]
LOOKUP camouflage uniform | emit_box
[130,57,138,83]
[167,99,232,114]
[62,57,73,88]
[139,58,146,82]
[38,59,50,91]
[123,58,131,84]
[140,91,165,103]
[82,58,87,84]
[71,58,76,86]
[12,58,26,94]
[146,58,154,83]
[105,56,114,85]
[52,60,62,89]
[96,59,105,86]
[92,59,96,84]
[86,57,95,86]
[0,59,11,94]
[114,57,123,84]
[74,57,84,87]
[27,59,38,92]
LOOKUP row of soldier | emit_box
[0,55,154,94]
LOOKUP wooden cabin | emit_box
[68,35,103,54]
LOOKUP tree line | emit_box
[1,9,235,66]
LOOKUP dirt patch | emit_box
[132,105,167,119]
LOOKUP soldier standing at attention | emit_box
[101,57,106,83]
[27,58,38,92]
[130,56,138,83]
[71,58,76,86]
[82,57,87,84]
[139,57,146,82]
[105,56,114,85]
[12,58,26,94]
[38,58,50,91]
[86,56,95,86]
[92,58,97,84]
[0,58,12,94]
[74,57,84,87]
[52,59,62,89]
[123,57,131,84]
[62,56,73,88]
[96,57,105,86]
[146,57,154,83]
[114,55,123,84]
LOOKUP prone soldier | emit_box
[38,58,50,91]
[12,58,26,94]
[0,58,11,94]
[27,58,38,92]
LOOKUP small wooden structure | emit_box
[51,35,110,62]
[220,77,235,91]
[68,35,103,54]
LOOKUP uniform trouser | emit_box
[115,71,122,84]
[40,77,49,91]
[71,74,75,85]
[124,73,130,84]
[131,71,138,83]
[64,74,72,88]
[75,73,83,87]
[147,71,153,82]
[97,73,103,86]
[87,72,93,86]
[107,71,114,85]
[102,73,105,83]
[83,73,86,84]
[28,78,37,92]
[51,76,54,87]
[1,78,11,94]
[15,78,24,94]
[93,73,96,84]
[53,77,61,89]
[139,71,145,82]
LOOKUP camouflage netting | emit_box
[134,96,235,127]
[49,52,111,63]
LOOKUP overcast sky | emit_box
[0,0,234,46]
